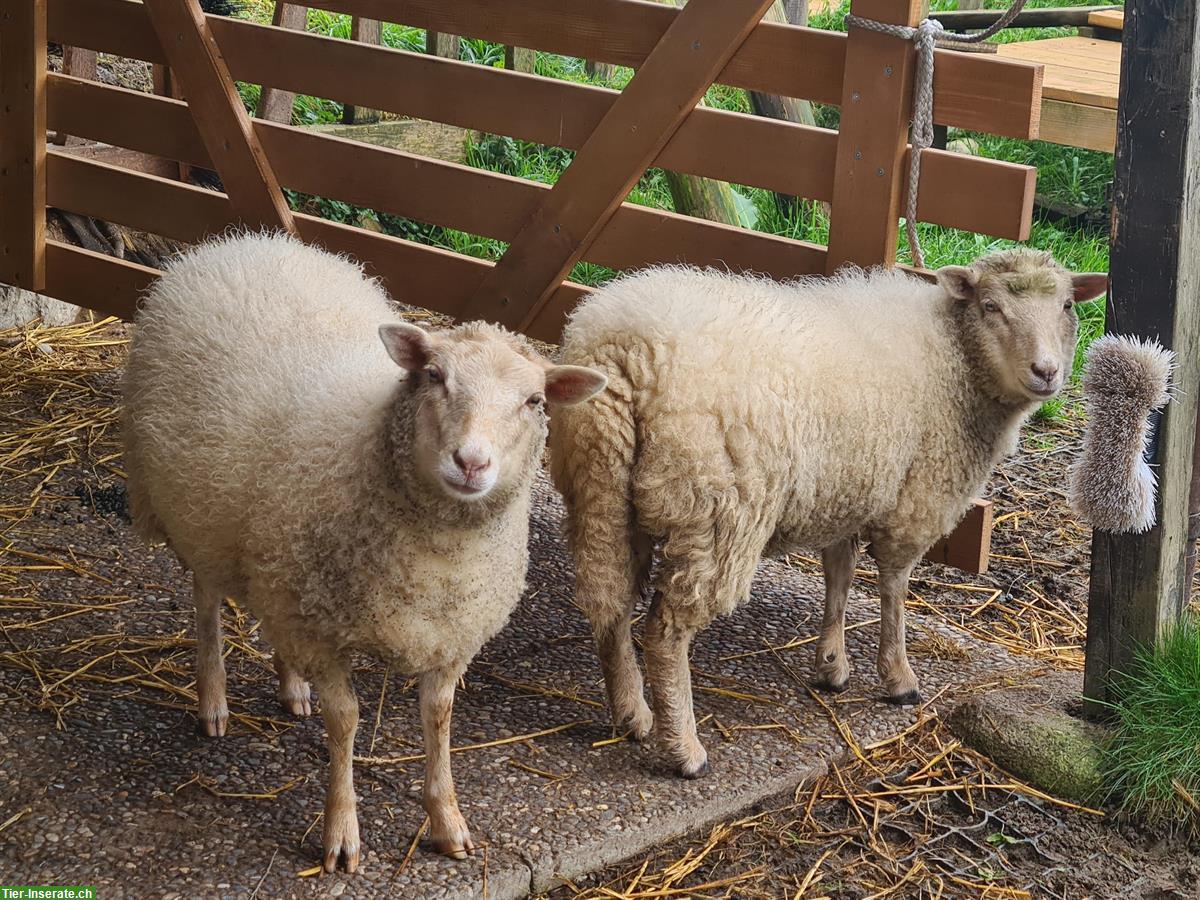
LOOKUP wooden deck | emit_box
[997,35,1119,152]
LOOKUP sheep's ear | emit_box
[379,323,434,371]
[544,365,607,406]
[1071,272,1109,304]
[936,265,979,302]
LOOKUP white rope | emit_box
[843,0,1028,268]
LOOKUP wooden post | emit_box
[256,2,308,124]
[504,46,536,74]
[0,0,48,291]
[144,0,296,233]
[342,16,382,124]
[825,0,924,272]
[426,30,460,61]
[1084,0,1200,706]
[50,47,97,145]
[460,0,777,330]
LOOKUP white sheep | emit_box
[122,232,605,871]
[549,249,1108,778]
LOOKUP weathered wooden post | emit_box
[342,16,382,124]
[1083,0,1200,705]
[0,0,48,291]
[256,2,307,124]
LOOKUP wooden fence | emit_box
[1,0,1045,570]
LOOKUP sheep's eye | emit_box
[425,366,444,385]
[982,300,1002,314]
[527,393,545,408]
[1063,301,1074,312]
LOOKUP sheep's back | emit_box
[123,234,401,576]
[560,266,957,548]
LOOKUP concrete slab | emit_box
[0,474,1035,899]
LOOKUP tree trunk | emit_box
[651,0,744,226]
[748,0,815,215]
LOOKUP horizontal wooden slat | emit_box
[44,240,155,319]
[47,0,1042,139]
[47,71,1035,241]
[1038,98,1116,153]
[42,151,588,341]
[45,112,830,283]
[303,0,1042,138]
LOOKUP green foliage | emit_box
[1103,616,1200,834]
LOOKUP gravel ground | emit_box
[0,438,1034,898]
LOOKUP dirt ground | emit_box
[1,320,1198,899]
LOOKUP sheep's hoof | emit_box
[279,680,314,717]
[885,689,922,707]
[812,675,851,694]
[323,813,361,874]
[677,757,710,779]
[617,704,654,742]
[197,699,228,737]
[431,822,475,860]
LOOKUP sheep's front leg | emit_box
[814,538,856,692]
[644,593,707,778]
[420,665,475,859]
[877,562,920,705]
[313,660,361,873]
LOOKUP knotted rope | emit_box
[843,0,1028,268]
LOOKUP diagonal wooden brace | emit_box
[459,0,777,330]
[144,0,296,233]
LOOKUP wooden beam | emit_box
[256,2,307,124]
[460,0,777,329]
[296,0,1042,139]
[825,0,924,273]
[143,0,295,232]
[1084,0,1200,706]
[932,4,1118,30]
[48,0,1044,139]
[923,500,993,573]
[0,0,48,290]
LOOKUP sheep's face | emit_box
[937,251,1108,405]
[380,322,606,502]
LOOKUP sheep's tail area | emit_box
[548,345,647,629]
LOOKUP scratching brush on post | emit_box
[1069,335,1175,534]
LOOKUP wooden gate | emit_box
[0,0,1044,569]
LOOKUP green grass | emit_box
[1102,616,1200,834]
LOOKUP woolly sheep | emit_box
[549,249,1108,778]
[122,233,606,871]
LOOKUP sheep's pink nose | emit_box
[453,448,491,478]
[1031,361,1059,383]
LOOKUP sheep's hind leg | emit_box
[877,561,921,705]
[814,538,856,692]
[420,665,475,859]
[589,531,654,741]
[644,590,707,778]
[193,574,228,737]
[274,652,313,717]
[313,659,361,873]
